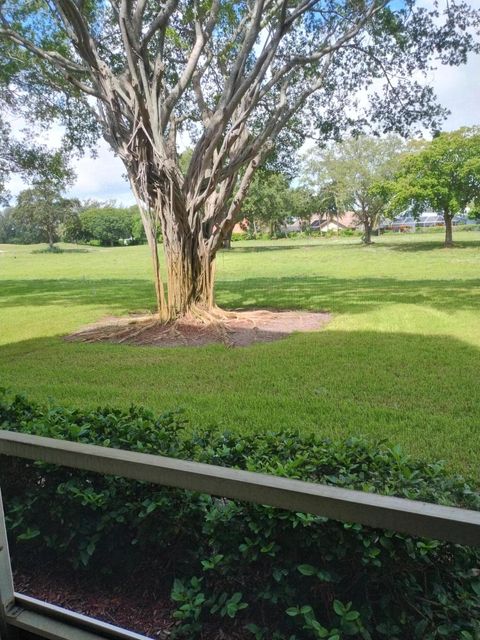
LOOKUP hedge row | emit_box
[0,390,479,639]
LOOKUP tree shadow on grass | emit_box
[222,243,319,253]
[380,238,480,252]
[216,275,480,314]
[0,278,156,312]
[1,274,479,314]
[31,248,92,255]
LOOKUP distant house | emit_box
[283,218,304,233]
[232,219,249,234]
[322,219,350,231]
[310,211,359,232]
[417,212,444,227]
[380,211,477,232]
[379,214,416,232]
[277,212,360,233]
[261,211,363,235]
[337,212,359,229]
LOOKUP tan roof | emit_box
[337,211,358,228]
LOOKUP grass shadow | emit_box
[222,243,320,253]
[1,274,479,315]
[31,248,92,255]
[380,239,480,252]
[0,278,156,312]
[217,275,480,314]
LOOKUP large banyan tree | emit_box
[1,0,478,319]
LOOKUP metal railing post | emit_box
[0,489,16,640]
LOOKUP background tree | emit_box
[302,136,405,243]
[0,57,74,204]
[80,205,137,246]
[0,117,75,206]
[1,1,479,319]
[0,203,56,243]
[288,187,323,231]
[0,53,76,218]
[12,182,80,249]
[383,127,480,247]
[130,206,148,244]
[299,157,339,223]
[242,171,292,237]
[61,210,85,244]
[0,207,17,243]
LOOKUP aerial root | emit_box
[66,307,236,345]
[66,308,332,348]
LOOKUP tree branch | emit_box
[141,0,179,52]
[161,0,220,129]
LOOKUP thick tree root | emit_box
[66,309,332,348]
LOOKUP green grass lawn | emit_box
[1,232,479,479]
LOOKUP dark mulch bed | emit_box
[14,566,173,638]
[13,563,244,639]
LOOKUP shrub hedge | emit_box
[0,390,479,640]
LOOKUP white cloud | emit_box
[428,54,480,130]
[69,141,134,205]
[6,119,135,206]
[422,0,480,130]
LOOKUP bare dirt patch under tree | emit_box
[66,310,331,348]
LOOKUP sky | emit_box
[5,3,480,207]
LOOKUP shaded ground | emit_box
[65,309,332,347]
[14,564,247,639]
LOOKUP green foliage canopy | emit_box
[386,129,480,216]
[79,206,137,246]
[383,128,480,246]
[0,134,75,206]
[242,171,293,235]
[301,136,405,242]
[241,172,320,236]
[0,54,75,204]
[11,181,79,248]
[288,186,324,226]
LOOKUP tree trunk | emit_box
[160,207,216,319]
[163,238,215,318]
[362,220,372,244]
[444,213,454,247]
[223,226,233,249]
[128,160,219,321]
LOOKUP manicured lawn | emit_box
[1,232,479,479]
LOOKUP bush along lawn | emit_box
[1,391,479,640]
